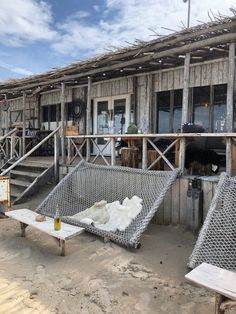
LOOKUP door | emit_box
[93,95,130,155]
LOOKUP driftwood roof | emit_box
[1,11,236,95]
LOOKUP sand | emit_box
[0,187,235,314]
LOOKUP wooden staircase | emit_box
[1,161,54,205]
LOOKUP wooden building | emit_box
[0,14,236,224]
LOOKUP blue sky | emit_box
[0,0,235,80]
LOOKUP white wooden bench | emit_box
[5,209,85,256]
[185,262,236,314]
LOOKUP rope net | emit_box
[36,161,179,248]
[189,172,236,271]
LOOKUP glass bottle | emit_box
[54,205,61,231]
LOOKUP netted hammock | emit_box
[189,172,236,271]
[36,161,179,248]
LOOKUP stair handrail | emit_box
[0,128,18,142]
[1,126,61,176]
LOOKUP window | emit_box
[42,106,49,122]
[157,91,170,133]
[173,90,183,132]
[213,84,227,132]
[157,90,183,133]
[193,86,210,132]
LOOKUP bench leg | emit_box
[61,240,65,256]
[20,222,28,237]
[215,293,226,314]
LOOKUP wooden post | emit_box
[226,43,235,176]
[54,132,59,183]
[180,53,191,172]
[61,82,66,164]
[86,77,92,161]
[111,137,116,166]
[142,137,148,169]
[4,94,10,158]
[22,91,26,156]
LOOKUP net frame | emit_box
[189,172,236,271]
[36,160,179,248]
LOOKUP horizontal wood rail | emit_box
[1,126,61,178]
[66,133,236,173]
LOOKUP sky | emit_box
[0,0,235,81]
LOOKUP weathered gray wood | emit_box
[110,137,116,166]
[4,33,236,93]
[180,53,191,172]
[22,92,26,156]
[86,77,92,161]
[61,82,66,164]
[226,43,235,175]
[179,178,188,225]
[163,188,172,225]
[185,262,236,301]
[202,180,213,220]
[54,133,59,183]
[142,138,147,169]
[171,179,180,225]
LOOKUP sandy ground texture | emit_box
[0,186,235,314]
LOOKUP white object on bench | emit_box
[5,209,85,256]
[185,262,236,313]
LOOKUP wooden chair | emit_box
[185,263,236,313]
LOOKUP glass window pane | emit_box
[114,99,126,134]
[67,103,73,121]
[42,106,48,122]
[157,91,170,133]
[173,89,183,132]
[193,86,210,132]
[50,105,56,122]
[97,101,109,144]
[213,84,227,132]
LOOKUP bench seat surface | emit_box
[5,209,84,241]
[185,262,236,300]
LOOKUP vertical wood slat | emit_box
[164,188,172,225]
[226,43,235,175]
[179,178,188,225]
[171,179,180,225]
[61,82,66,164]
[22,92,26,156]
[202,180,213,220]
[86,77,92,161]
[180,53,191,172]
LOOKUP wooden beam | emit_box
[226,43,235,175]
[61,82,66,164]
[86,77,92,161]
[180,53,191,172]
[1,33,236,93]
[22,92,26,156]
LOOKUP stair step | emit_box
[11,179,30,188]
[10,170,39,178]
[10,191,21,199]
[8,161,49,169]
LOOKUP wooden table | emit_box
[185,263,236,313]
[5,209,85,256]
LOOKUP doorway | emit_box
[93,95,130,155]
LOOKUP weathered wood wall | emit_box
[90,77,133,98]
[152,177,218,226]
[1,95,38,131]
[154,59,228,91]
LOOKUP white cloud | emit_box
[0,61,33,76]
[52,0,235,57]
[0,0,57,47]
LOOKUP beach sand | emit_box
[0,187,235,314]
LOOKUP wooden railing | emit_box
[0,128,19,161]
[66,133,236,174]
[1,126,61,182]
